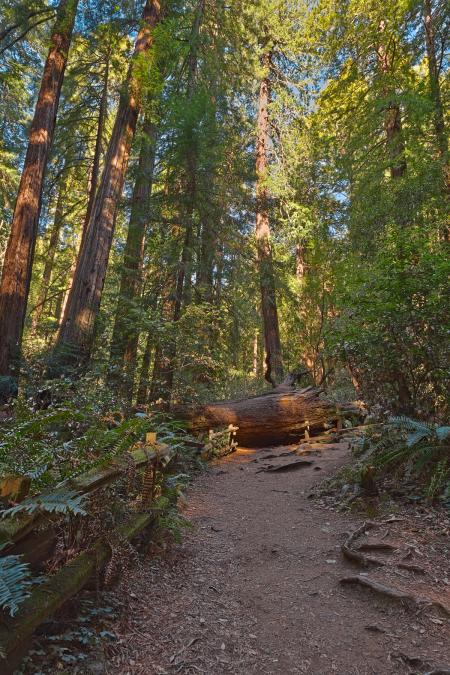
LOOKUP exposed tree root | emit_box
[397,562,426,574]
[359,542,396,552]
[341,522,386,567]
[340,575,450,617]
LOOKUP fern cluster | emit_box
[0,382,188,494]
[0,544,33,617]
[361,416,450,503]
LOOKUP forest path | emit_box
[106,443,449,675]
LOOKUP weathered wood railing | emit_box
[0,435,174,673]
[201,424,239,460]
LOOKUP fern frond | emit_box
[0,554,32,616]
[388,416,434,434]
[406,428,433,447]
[2,490,86,519]
[437,426,450,441]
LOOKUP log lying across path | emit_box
[177,384,362,446]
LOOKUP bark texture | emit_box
[177,386,351,446]
[255,52,284,386]
[0,0,79,379]
[31,170,69,330]
[109,118,156,398]
[149,0,204,403]
[377,20,406,180]
[53,0,162,372]
[423,0,449,236]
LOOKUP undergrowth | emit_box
[322,416,450,510]
[0,376,200,619]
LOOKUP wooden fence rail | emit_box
[0,436,174,673]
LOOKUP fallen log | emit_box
[176,386,362,446]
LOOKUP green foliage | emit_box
[328,227,449,417]
[365,416,450,502]
[0,544,33,617]
[0,375,189,495]
[1,490,87,519]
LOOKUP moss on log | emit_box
[0,512,153,673]
[0,443,170,548]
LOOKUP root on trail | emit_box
[342,522,386,567]
[340,575,450,617]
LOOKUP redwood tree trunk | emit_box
[57,61,110,330]
[377,21,406,180]
[149,0,204,404]
[136,331,153,405]
[177,386,349,447]
[31,170,69,330]
[0,0,79,381]
[255,52,283,386]
[52,0,162,373]
[83,50,110,235]
[423,0,449,207]
[109,118,157,398]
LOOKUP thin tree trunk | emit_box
[255,52,283,386]
[109,119,157,399]
[423,0,449,238]
[31,171,69,330]
[84,51,110,233]
[0,0,79,381]
[150,0,204,404]
[253,330,259,377]
[53,0,162,373]
[136,331,153,405]
[377,20,406,180]
[58,52,111,326]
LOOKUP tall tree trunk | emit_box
[136,331,153,405]
[423,0,449,240]
[109,118,157,399]
[377,20,406,180]
[84,50,110,234]
[196,219,216,303]
[52,0,162,373]
[59,53,111,326]
[255,52,284,387]
[149,275,177,405]
[149,0,204,404]
[31,170,69,330]
[0,0,79,381]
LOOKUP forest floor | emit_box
[95,440,450,675]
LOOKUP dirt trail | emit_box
[106,444,450,675]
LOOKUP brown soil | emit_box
[102,442,450,675]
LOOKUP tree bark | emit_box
[109,118,157,399]
[58,53,111,327]
[377,20,406,180]
[31,170,69,330]
[83,49,111,234]
[423,0,449,236]
[136,331,153,405]
[0,0,79,380]
[255,52,284,386]
[177,386,350,446]
[149,0,204,404]
[197,222,216,302]
[52,0,162,373]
